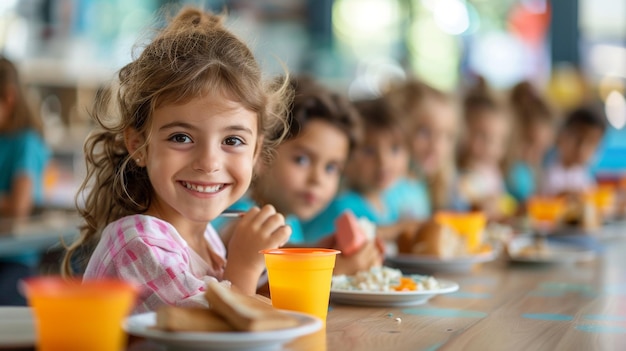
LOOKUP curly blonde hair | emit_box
[62,6,290,276]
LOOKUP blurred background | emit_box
[0,0,624,208]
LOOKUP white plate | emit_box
[330,279,459,307]
[0,306,36,348]
[124,310,322,351]
[386,250,498,274]
[506,236,596,263]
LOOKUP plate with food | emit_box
[0,306,35,348]
[330,266,459,307]
[506,235,596,264]
[125,311,321,351]
[124,281,322,351]
[390,219,499,273]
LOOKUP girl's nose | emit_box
[307,164,323,185]
[192,144,221,173]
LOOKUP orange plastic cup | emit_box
[527,196,566,227]
[592,185,615,213]
[261,248,339,322]
[434,211,487,253]
[22,277,137,351]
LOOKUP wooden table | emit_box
[127,227,626,351]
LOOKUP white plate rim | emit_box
[507,237,596,263]
[329,279,459,306]
[123,310,322,347]
[0,306,36,347]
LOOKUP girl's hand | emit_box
[333,239,384,276]
[223,205,291,295]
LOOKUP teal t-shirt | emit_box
[0,128,50,265]
[302,177,431,242]
[0,129,49,205]
[384,177,431,220]
[506,161,535,203]
[211,195,305,244]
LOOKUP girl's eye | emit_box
[325,163,339,174]
[294,155,310,166]
[170,134,192,143]
[223,136,244,146]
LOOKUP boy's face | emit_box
[128,94,258,229]
[558,126,604,167]
[412,100,457,176]
[465,112,510,167]
[346,128,409,193]
[256,119,349,220]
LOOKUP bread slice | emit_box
[155,305,234,332]
[205,280,299,331]
[414,222,464,258]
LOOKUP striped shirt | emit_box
[83,215,226,314]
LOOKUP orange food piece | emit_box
[393,277,418,291]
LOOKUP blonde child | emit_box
[457,78,512,219]
[62,7,292,313]
[541,106,606,196]
[506,81,555,203]
[0,57,50,305]
[215,76,382,275]
[385,78,460,211]
[304,96,422,242]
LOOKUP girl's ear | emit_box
[124,127,146,164]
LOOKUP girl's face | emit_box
[465,111,510,168]
[256,119,349,220]
[346,128,409,194]
[522,122,554,165]
[411,100,457,176]
[557,126,604,168]
[128,93,258,228]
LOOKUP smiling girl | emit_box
[62,7,291,313]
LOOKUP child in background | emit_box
[541,106,606,196]
[457,78,513,219]
[215,76,383,275]
[62,7,292,313]
[385,78,459,211]
[0,57,50,305]
[506,81,555,203]
[304,96,422,242]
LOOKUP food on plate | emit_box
[397,221,463,259]
[205,281,299,331]
[514,242,550,258]
[396,219,493,259]
[561,193,602,230]
[335,211,376,256]
[331,266,440,292]
[156,306,234,332]
[154,281,299,332]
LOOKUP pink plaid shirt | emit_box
[83,215,226,314]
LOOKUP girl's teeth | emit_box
[183,182,223,193]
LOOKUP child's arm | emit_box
[223,205,291,295]
[0,175,34,218]
[375,219,421,241]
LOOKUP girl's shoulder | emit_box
[102,214,182,246]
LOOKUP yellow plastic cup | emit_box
[592,185,615,212]
[261,248,339,322]
[22,277,137,351]
[527,196,566,227]
[434,211,487,253]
